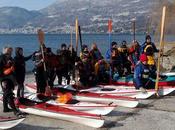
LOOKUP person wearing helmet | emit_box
[133,54,156,93]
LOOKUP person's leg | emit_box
[145,80,155,89]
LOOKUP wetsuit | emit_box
[56,49,71,85]
[14,50,33,97]
[33,51,47,93]
[133,62,155,89]
[0,53,19,113]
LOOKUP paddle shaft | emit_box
[155,6,166,94]
[75,18,79,55]
[78,25,83,52]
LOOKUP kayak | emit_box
[25,83,139,108]
[56,84,155,99]
[99,85,175,96]
[0,93,104,128]
[161,72,175,76]
[0,117,25,129]
[24,92,116,115]
[112,74,175,86]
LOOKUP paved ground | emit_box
[0,74,175,130]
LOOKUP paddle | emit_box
[78,25,83,52]
[155,6,166,96]
[75,18,79,88]
[132,19,136,42]
[108,19,112,83]
[37,29,52,96]
[75,18,79,55]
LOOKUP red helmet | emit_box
[140,54,148,62]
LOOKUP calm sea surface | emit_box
[0,34,174,72]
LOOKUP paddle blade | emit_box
[108,19,112,33]
[75,18,79,52]
[37,29,45,45]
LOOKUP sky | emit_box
[0,0,57,10]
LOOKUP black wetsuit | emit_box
[0,54,18,113]
[14,54,32,97]
[56,50,71,85]
[33,51,47,93]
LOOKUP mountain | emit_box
[0,7,42,29]
[0,0,173,34]
[35,0,158,33]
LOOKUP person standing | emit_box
[32,46,47,94]
[56,44,71,85]
[14,47,33,98]
[0,46,25,117]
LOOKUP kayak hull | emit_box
[0,117,25,129]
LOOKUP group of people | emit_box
[0,34,160,117]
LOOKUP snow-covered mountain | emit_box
[0,0,169,34]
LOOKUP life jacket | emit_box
[147,56,155,65]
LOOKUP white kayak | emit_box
[25,83,139,108]
[0,117,25,129]
[161,72,175,76]
[24,92,116,116]
[101,85,175,96]
[0,93,104,128]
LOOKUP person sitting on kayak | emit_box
[105,41,118,60]
[141,35,160,73]
[77,45,97,87]
[95,59,110,84]
[14,47,34,98]
[118,41,132,75]
[110,42,123,77]
[129,40,141,71]
[80,45,92,62]
[90,43,103,66]
[0,46,25,117]
[133,53,156,92]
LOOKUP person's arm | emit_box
[24,54,33,61]
[0,55,4,76]
[152,43,159,52]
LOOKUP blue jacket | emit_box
[133,62,150,89]
[105,49,111,60]
[140,42,159,54]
